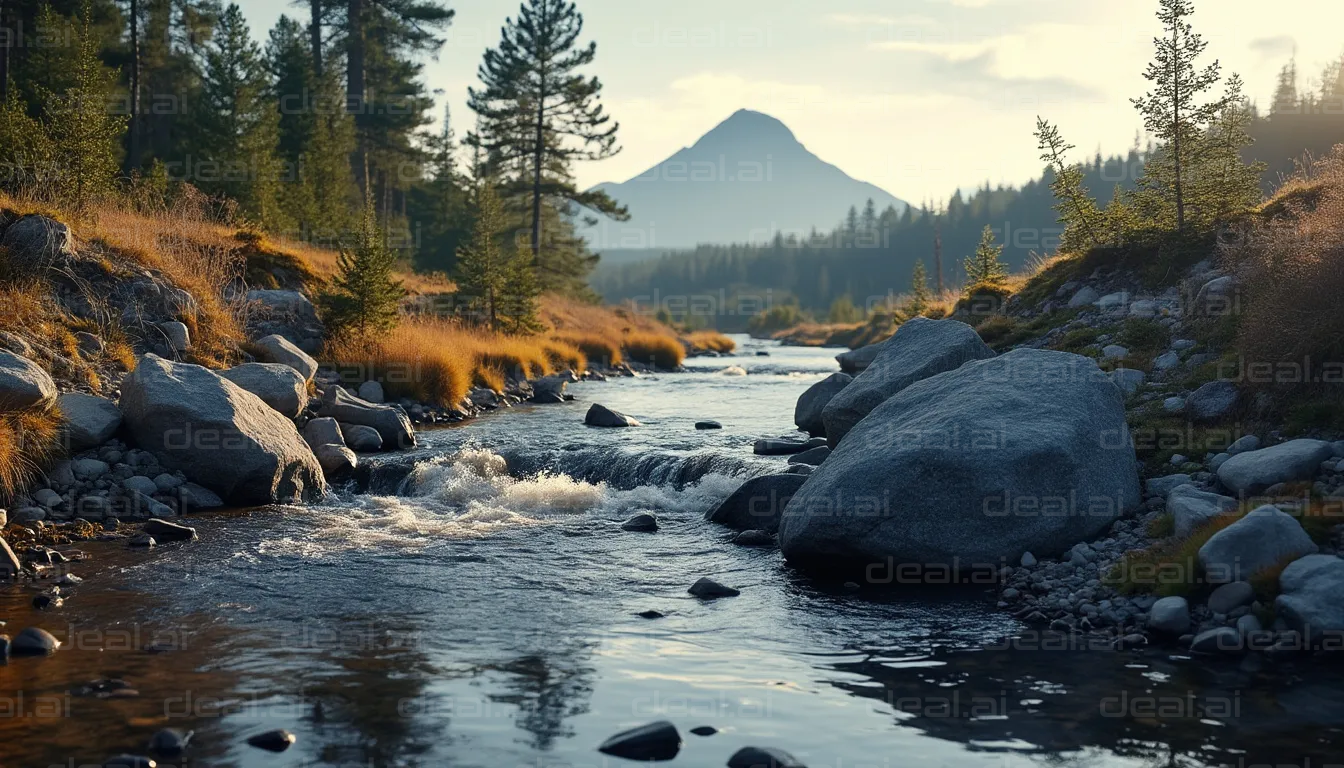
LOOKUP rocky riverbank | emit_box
[701,254,1344,663]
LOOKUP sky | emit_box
[234,0,1344,205]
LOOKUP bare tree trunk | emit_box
[310,0,322,77]
[347,0,366,199]
[126,0,141,173]
[530,95,544,261]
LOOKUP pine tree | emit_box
[909,259,930,314]
[1186,74,1264,225]
[1129,0,1224,233]
[1270,56,1299,116]
[321,201,406,339]
[963,226,1007,288]
[467,0,627,271]
[410,104,472,274]
[195,4,285,227]
[41,0,127,209]
[1034,116,1104,252]
[454,180,513,331]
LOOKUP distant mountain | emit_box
[580,109,907,250]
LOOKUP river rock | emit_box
[318,387,416,450]
[253,334,318,382]
[1186,380,1239,422]
[143,518,196,542]
[126,489,174,518]
[688,577,740,598]
[1208,581,1255,615]
[119,355,325,505]
[794,372,852,437]
[246,729,296,752]
[822,317,994,447]
[836,344,883,375]
[0,351,56,411]
[1,214,74,276]
[57,393,122,450]
[620,512,658,532]
[73,458,109,480]
[753,438,810,456]
[530,375,567,404]
[780,349,1139,573]
[1167,485,1238,538]
[1190,626,1244,655]
[314,443,357,477]
[1147,596,1191,635]
[695,420,722,430]
[1216,439,1334,495]
[220,363,307,419]
[705,474,808,533]
[597,721,681,761]
[179,482,223,510]
[148,728,191,755]
[1274,554,1344,643]
[585,403,639,428]
[1198,505,1317,583]
[1110,368,1146,396]
[11,626,60,654]
[357,380,385,404]
[728,746,808,768]
[340,423,383,452]
[787,445,831,466]
[159,321,191,352]
[123,476,159,497]
[733,530,774,547]
[302,417,344,448]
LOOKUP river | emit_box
[3,336,1343,767]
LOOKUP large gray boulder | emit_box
[220,363,307,419]
[253,334,319,383]
[780,349,1140,573]
[836,344,884,375]
[793,372,851,437]
[1216,439,1334,495]
[705,474,808,534]
[821,317,994,447]
[1275,554,1344,643]
[1,214,75,276]
[1167,484,1238,538]
[118,355,325,505]
[0,351,56,411]
[317,387,416,449]
[1198,505,1316,583]
[585,403,639,428]
[57,393,121,450]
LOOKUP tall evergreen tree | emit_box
[408,104,471,274]
[454,180,513,331]
[321,200,405,338]
[1130,0,1224,232]
[1270,56,1299,116]
[467,0,626,270]
[194,3,284,226]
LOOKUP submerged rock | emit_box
[733,530,774,547]
[688,577,740,598]
[597,720,681,761]
[143,519,197,542]
[246,729,296,752]
[728,746,808,768]
[620,513,658,532]
[705,474,808,533]
[11,626,60,655]
[822,317,994,447]
[585,403,640,428]
[695,420,723,430]
[780,349,1139,574]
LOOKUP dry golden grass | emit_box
[0,405,63,503]
[1229,145,1344,389]
[551,330,623,367]
[684,330,737,354]
[623,332,686,370]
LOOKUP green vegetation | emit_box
[320,204,407,340]
[962,225,1008,290]
[453,182,540,333]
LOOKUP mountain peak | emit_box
[694,109,798,149]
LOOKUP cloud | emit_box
[1249,34,1296,59]
[871,39,997,62]
[825,13,936,27]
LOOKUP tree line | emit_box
[0,0,625,338]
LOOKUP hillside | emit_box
[580,110,907,251]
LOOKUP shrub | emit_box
[0,406,64,502]
[538,339,586,373]
[623,332,685,370]
[552,331,622,367]
[684,330,736,354]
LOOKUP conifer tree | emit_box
[321,201,406,339]
[963,226,1007,288]
[195,4,285,227]
[409,104,471,274]
[1129,0,1224,232]
[41,0,126,209]
[1186,74,1264,225]
[454,180,512,331]
[467,0,626,266]
[1270,56,1299,116]
[1034,116,1104,252]
[909,259,930,314]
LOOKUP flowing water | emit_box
[3,337,1344,767]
